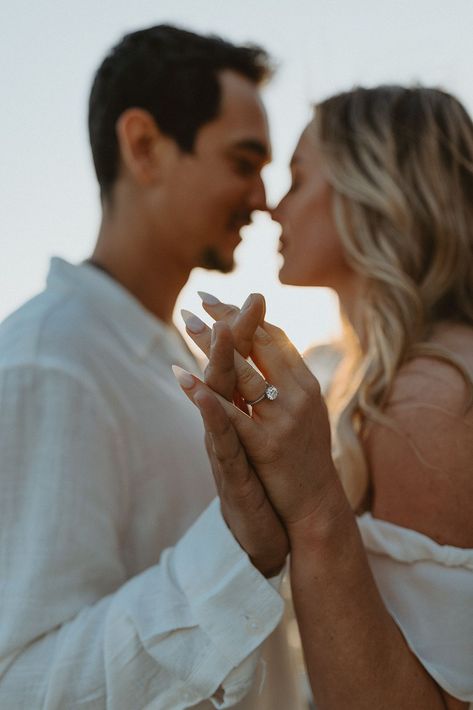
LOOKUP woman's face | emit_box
[273,125,352,291]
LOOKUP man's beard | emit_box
[199,247,235,274]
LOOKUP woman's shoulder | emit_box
[391,322,473,407]
[365,322,473,548]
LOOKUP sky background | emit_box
[2,0,473,352]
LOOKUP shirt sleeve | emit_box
[358,513,473,704]
[0,365,284,709]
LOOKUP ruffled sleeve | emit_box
[358,513,473,704]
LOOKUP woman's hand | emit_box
[177,294,349,545]
[179,300,289,578]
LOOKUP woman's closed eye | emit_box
[288,177,301,193]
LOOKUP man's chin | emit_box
[199,247,235,274]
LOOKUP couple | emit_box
[0,24,471,710]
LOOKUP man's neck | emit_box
[90,223,191,326]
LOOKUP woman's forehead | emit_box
[291,126,319,167]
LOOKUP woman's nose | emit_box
[269,199,284,224]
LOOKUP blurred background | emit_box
[2,0,473,353]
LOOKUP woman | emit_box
[174,86,473,708]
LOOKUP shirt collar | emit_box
[46,257,189,363]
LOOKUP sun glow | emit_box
[2,0,472,355]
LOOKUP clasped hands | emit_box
[175,293,349,578]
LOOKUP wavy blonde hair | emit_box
[311,86,473,510]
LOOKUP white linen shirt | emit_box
[0,258,304,710]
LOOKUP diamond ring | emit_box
[246,383,279,407]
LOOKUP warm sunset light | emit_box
[2,0,472,354]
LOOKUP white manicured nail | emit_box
[171,365,195,389]
[180,309,206,333]
[197,291,221,305]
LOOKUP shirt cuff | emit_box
[171,497,284,670]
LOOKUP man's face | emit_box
[157,70,271,273]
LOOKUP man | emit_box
[0,25,304,709]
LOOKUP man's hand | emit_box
[197,387,289,578]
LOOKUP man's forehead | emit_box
[195,70,271,158]
[219,71,269,126]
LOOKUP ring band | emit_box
[246,383,279,407]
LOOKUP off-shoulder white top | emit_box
[358,514,473,706]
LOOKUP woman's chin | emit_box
[279,266,303,286]
[278,265,291,284]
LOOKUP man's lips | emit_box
[228,212,252,231]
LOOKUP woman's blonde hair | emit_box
[311,86,473,510]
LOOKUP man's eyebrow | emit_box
[231,139,271,160]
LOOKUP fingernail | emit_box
[171,365,195,389]
[198,291,221,306]
[180,309,206,334]
[241,294,253,312]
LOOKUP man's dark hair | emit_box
[88,24,272,198]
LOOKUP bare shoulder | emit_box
[365,325,473,547]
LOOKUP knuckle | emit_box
[278,415,295,441]
[221,304,239,321]
[205,361,234,389]
[215,441,240,465]
[217,415,234,439]
[220,472,254,502]
[265,323,287,342]
[238,364,260,388]
[291,390,312,419]
[233,333,252,356]
[254,327,272,345]
[307,376,322,397]
[272,324,287,340]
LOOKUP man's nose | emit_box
[248,175,268,213]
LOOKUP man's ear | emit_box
[115,108,169,186]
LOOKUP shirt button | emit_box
[245,618,260,633]
[182,689,193,704]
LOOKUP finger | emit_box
[203,323,249,413]
[197,292,264,359]
[210,322,280,413]
[180,311,275,408]
[205,319,236,401]
[196,389,253,496]
[204,431,223,494]
[253,319,317,390]
[231,294,266,359]
[198,292,310,389]
[172,364,255,441]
